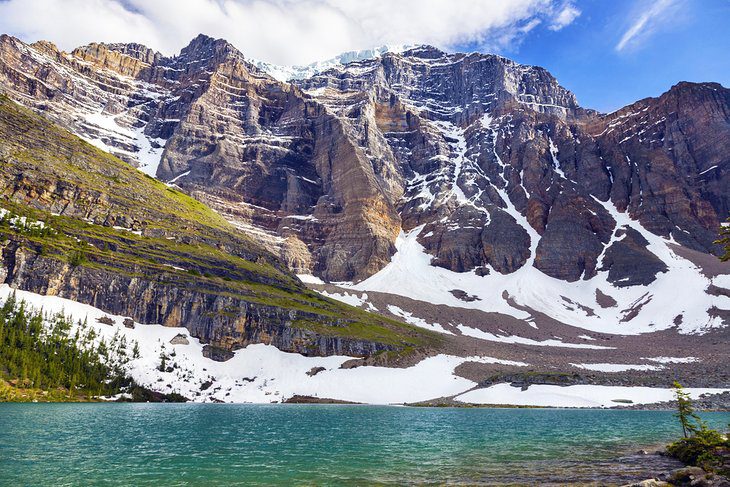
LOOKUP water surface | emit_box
[1,404,728,486]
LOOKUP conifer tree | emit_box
[718,217,730,261]
[673,381,704,438]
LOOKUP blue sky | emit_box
[0,0,727,112]
[464,0,730,112]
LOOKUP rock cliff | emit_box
[0,94,439,359]
[0,34,727,339]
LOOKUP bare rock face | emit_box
[0,35,727,291]
[590,81,729,253]
[280,236,313,274]
[533,194,614,281]
[0,95,434,359]
[0,240,396,358]
[600,228,669,287]
[0,33,403,282]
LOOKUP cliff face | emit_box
[590,82,729,252]
[294,46,728,284]
[0,242,392,357]
[0,95,438,359]
[0,34,402,282]
[0,34,727,334]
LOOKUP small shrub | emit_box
[667,383,730,475]
[667,427,726,466]
[69,250,87,267]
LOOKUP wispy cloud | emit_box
[549,3,581,31]
[616,0,683,52]
[0,0,580,65]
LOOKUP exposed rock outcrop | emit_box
[0,34,728,355]
[1,35,727,286]
[0,95,438,359]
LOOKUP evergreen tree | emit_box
[159,350,167,372]
[718,217,730,261]
[673,381,705,438]
[0,297,132,399]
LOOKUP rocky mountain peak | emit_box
[167,33,270,84]
[669,80,726,95]
[0,33,19,47]
[28,39,61,57]
[400,44,447,59]
[252,44,411,82]
[103,42,164,65]
[176,33,243,65]
[0,35,727,291]
[71,42,158,78]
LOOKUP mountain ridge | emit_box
[0,93,442,362]
[0,33,727,348]
[0,33,728,403]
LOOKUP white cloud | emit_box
[549,3,581,31]
[615,0,683,52]
[0,0,580,65]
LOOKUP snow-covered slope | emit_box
[3,284,727,406]
[250,45,410,81]
[339,214,730,336]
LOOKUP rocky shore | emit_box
[625,464,730,487]
[616,392,730,412]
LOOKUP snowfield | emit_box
[0,284,523,404]
[1,284,727,406]
[455,384,729,408]
[568,363,663,372]
[342,216,730,336]
[456,324,614,349]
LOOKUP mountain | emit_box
[0,33,728,403]
[250,45,410,82]
[0,93,440,363]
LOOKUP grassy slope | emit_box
[0,94,442,352]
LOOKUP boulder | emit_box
[169,334,190,346]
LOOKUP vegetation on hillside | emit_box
[718,217,730,261]
[0,293,132,401]
[0,94,442,355]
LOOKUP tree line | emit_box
[0,292,137,399]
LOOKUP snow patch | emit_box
[644,356,699,364]
[387,305,454,335]
[458,325,614,349]
[297,274,325,285]
[455,383,730,408]
[319,290,371,309]
[569,363,662,372]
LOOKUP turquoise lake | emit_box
[1,404,728,486]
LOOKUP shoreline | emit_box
[3,398,729,411]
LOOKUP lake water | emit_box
[1,404,728,486]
